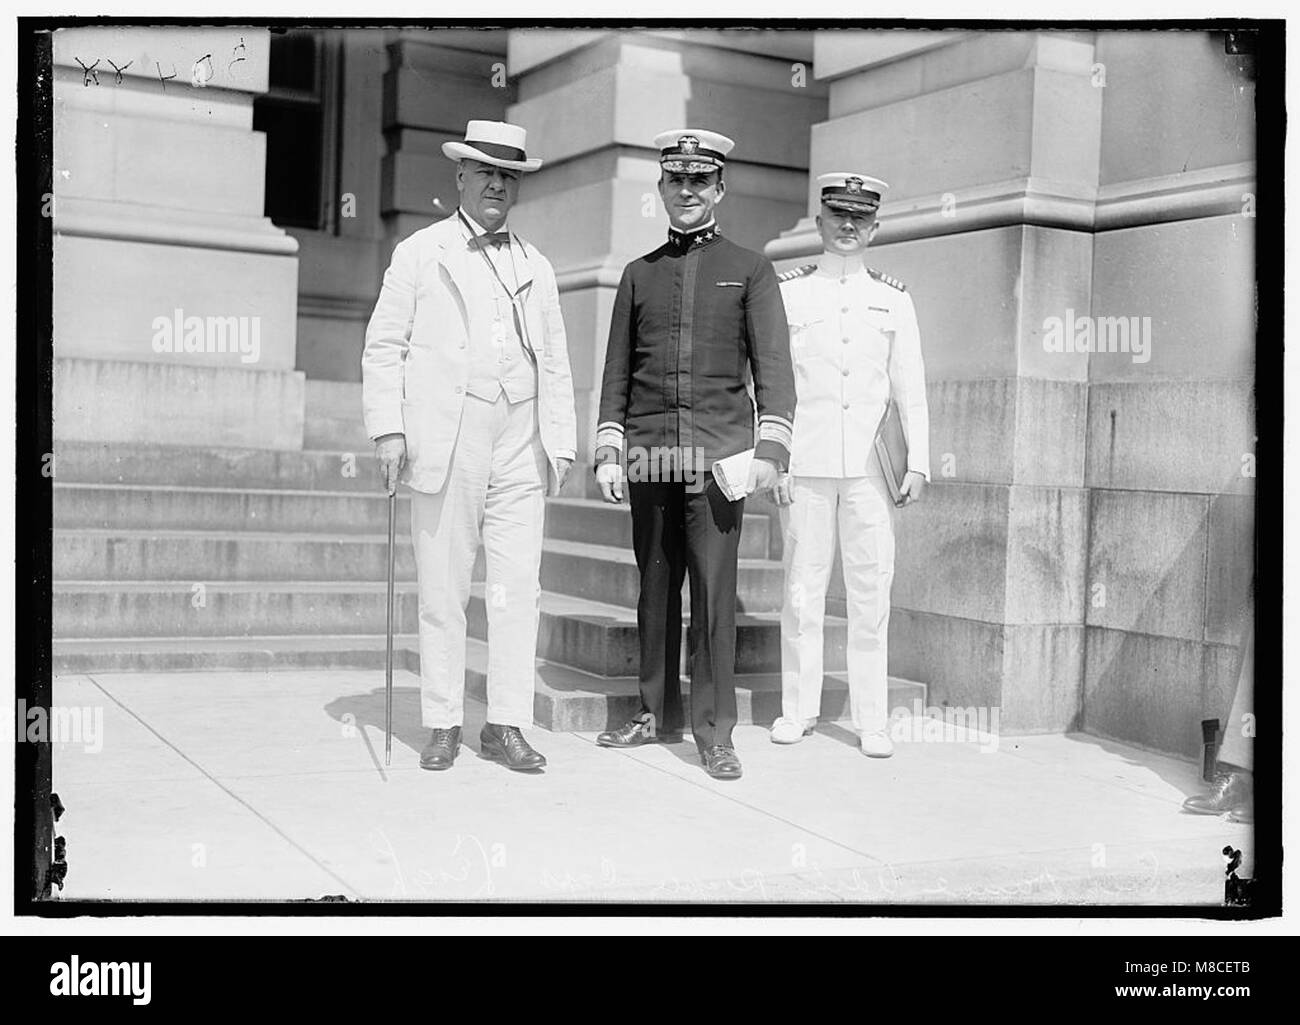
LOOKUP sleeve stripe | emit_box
[595,424,625,449]
[758,423,793,448]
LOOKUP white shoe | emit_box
[770,716,816,744]
[860,730,894,758]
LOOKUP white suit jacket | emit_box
[362,214,578,495]
[779,252,930,479]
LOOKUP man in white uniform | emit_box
[362,120,577,772]
[770,172,930,757]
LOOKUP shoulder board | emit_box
[867,267,907,292]
[777,263,817,283]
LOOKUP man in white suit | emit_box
[771,172,929,758]
[362,120,577,772]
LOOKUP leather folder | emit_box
[873,398,909,506]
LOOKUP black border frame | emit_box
[14,15,1284,921]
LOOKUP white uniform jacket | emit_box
[361,214,578,495]
[778,252,929,479]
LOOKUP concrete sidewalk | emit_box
[48,670,1252,906]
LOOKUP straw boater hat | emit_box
[441,120,543,173]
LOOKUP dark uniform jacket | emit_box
[595,224,796,472]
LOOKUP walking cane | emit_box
[385,488,396,767]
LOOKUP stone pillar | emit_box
[379,30,512,250]
[503,29,828,460]
[291,29,388,383]
[1080,31,1255,759]
[292,30,509,391]
[52,26,304,449]
[766,29,1255,755]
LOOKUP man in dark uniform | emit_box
[592,128,796,780]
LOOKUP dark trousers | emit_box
[628,480,745,749]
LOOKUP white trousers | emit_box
[408,393,547,729]
[779,474,896,733]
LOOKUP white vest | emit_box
[459,212,538,404]
[779,251,930,479]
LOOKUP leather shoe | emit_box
[701,744,743,780]
[596,714,682,748]
[419,726,461,770]
[1183,770,1252,816]
[479,723,546,771]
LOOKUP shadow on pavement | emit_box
[324,684,425,771]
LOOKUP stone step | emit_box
[543,498,771,559]
[540,538,784,611]
[53,357,306,451]
[304,379,369,452]
[54,484,416,535]
[466,638,925,733]
[53,441,386,491]
[572,467,787,560]
[572,464,783,510]
[49,635,927,733]
[51,573,814,675]
[52,574,834,679]
[54,531,785,609]
[52,487,771,558]
[54,529,422,582]
[465,583,845,678]
[49,439,588,498]
[54,580,424,638]
[51,634,423,674]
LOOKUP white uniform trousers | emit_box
[408,392,547,729]
[779,474,896,733]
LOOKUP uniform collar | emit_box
[816,250,869,277]
[668,219,721,250]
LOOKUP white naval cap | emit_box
[654,128,735,173]
[817,172,889,213]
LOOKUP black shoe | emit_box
[479,723,547,771]
[701,744,743,780]
[1183,770,1252,816]
[596,715,682,748]
[419,726,461,770]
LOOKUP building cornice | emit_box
[54,197,299,256]
[554,260,631,293]
[766,162,1256,261]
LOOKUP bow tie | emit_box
[469,231,511,250]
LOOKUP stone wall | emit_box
[766,29,1255,756]
[293,29,512,382]
[51,26,304,448]
[504,28,827,460]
